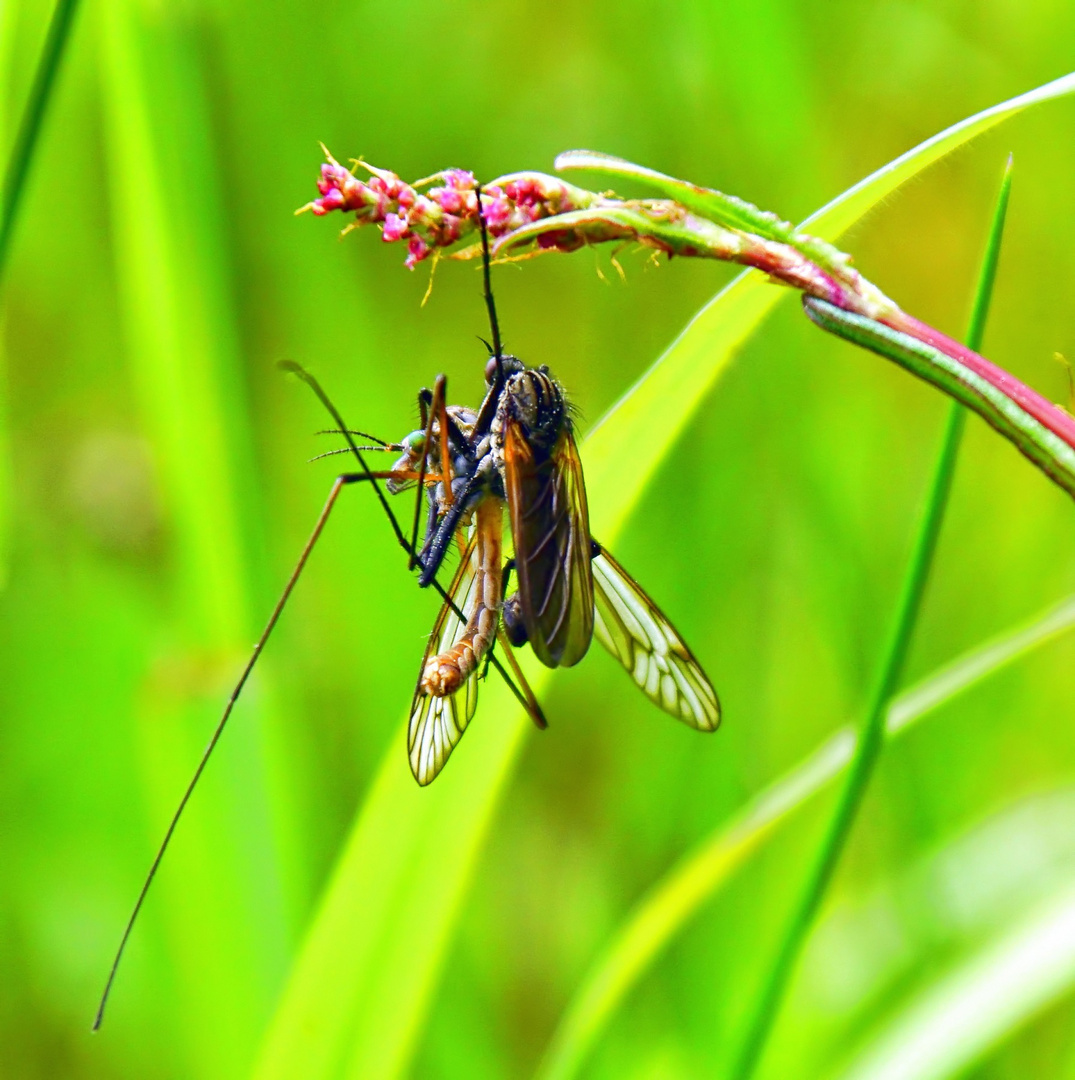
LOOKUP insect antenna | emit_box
[315,429,393,445]
[307,445,399,463]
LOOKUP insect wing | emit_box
[408,535,481,785]
[503,421,594,668]
[592,548,720,731]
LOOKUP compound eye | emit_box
[484,356,499,384]
[402,430,426,453]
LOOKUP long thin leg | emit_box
[471,187,503,440]
[435,374,454,509]
[495,628,547,729]
[95,369,537,1027]
[475,184,503,373]
[471,186,505,441]
[93,472,360,1031]
[408,378,441,570]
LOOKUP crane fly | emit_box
[93,184,720,1029]
[401,352,720,784]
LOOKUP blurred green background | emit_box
[4,1,1075,1077]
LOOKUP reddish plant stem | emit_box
[883,309,1075,450]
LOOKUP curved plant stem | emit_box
[0,0,82,284]
[729,157,1014,1080]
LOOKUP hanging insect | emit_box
[399,346,720,784]
[93,185,719,1029]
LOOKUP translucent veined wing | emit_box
[408,533,481,785]
[592,545,720,732]
[503,420,593,668]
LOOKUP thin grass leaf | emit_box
[0,0,82,587]
[534,591,1075,1080]
[834,882,1075,1080]
[0,0,15,590]
[0,0,81,283]
[255,73,1075,1080]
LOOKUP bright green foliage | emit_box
[535,588,1075,1080]
[5,4,1075,1080]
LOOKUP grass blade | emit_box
[256,73,1075,1080]
[0,0,81,284]
[534,590,1075,1080]
[0,0,83,586]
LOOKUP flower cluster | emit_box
[300,153,600,268]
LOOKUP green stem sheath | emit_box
[729,160,1013,1080]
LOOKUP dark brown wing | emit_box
[408,533,481,785]
[503,419,594,668]
[592,547,720,731]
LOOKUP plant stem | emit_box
[729,157,1013,1080]
[0,0,82,285]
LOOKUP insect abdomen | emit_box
[421,498,503,696]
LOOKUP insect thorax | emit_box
[495,368,567,453]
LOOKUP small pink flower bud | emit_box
[442,168,476,191]
[382,213,411,242]
[309,187,345,215]
[433,187,465,215]
[405,236,431,269]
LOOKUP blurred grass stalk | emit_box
[835,878,1075,1080]
[0,0,83,586]
[0,0,81,280]
[260,75,1075,1080]
[96,0,303,1062]
[728,157,1015,1080]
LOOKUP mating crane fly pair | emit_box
[93,188,719,1028]
[384,349,719,783]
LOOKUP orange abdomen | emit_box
[420,499,503,696]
